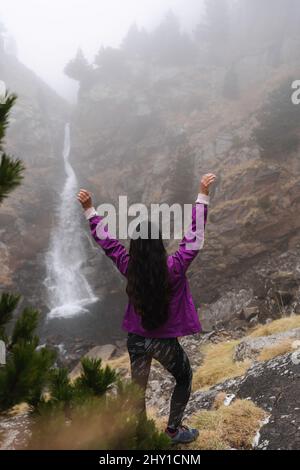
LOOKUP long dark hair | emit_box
[126,220,171,331]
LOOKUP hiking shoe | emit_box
[165,425,199,444]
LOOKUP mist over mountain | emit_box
[0,0,300,451]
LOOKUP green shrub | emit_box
[29,380,170,450]
[11,307,39,347]
[0,295,56,411]
[0,292,21,343]
[49,367,74,403]
[75,357,117,396]
[0,341,55,409]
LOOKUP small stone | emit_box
[241,306,260,322]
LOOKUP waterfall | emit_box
[44,123,98,318]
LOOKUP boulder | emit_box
[240,306,260,322]
[237,353,300,450]
[233,328,300,362]
[69,344,117,381]
[182,352,300,449]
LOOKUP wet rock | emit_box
[237,353,300,450]
[183,353,300,450]
[0,404,32,450]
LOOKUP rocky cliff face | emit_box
[0,51,69,308]
[70,51,300,329]
[1,41,300,336]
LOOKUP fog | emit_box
[1,1,300,451]
[0,0,204,100]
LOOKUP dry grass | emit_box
[210,195,258,214]
[192,340,251,391]
[7,403,31,416]
[104,353,130,372]
[186,399,267,450]
[193,315,300,390]
[258,339,295,361]
[249,315,300,338]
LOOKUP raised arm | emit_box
[77,190,129,276]
[171,173,216,275]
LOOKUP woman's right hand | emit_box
[199,173,217,196]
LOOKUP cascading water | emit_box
[44,123,98,318]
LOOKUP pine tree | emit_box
[168,143,196,205]
[64,48,91,82]
[29,379,170,450]
[0,340,55,409]
[0,297,56,410]
[94,46,129,81]
[253,78,300,159]
[48,367,74,403]
[0,88,54,411]
[0,292,21,343]
[10,306,39,348]
[195,0,231,65]
[121,23,150,60]
[151,10,196,66]
[75,357,117,396]
[0,92,25,203]
[235,0,297,63]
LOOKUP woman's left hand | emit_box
[77,189,93,210]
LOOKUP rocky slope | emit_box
[1,36,300,348]
[0,50,69,308]
[69,51,300,330]
[1,315,299,450]
[106,315,300,450]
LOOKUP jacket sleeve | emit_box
[171,193,209,275]
[85,207,129,277]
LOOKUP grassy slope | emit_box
[105,315,300,449]
[193,315,300,390]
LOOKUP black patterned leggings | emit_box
[126,332,193,429]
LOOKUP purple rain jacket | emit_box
[84,193,210,338]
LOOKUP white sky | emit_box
[0,0,204,101]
